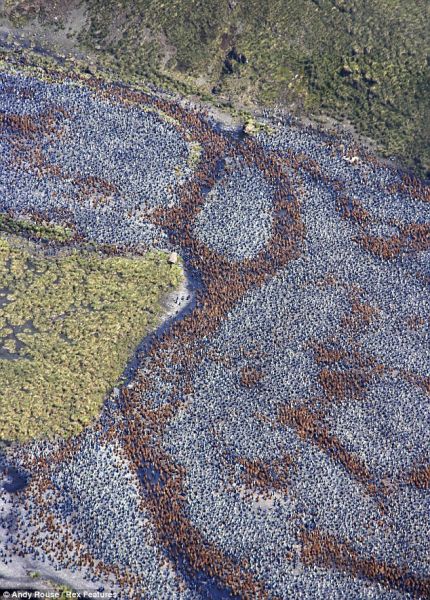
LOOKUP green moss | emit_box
[0,236,183,442]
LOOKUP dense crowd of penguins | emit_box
[0,72,191,247]
[0,65,429,600]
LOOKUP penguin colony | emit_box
[0,64,429,599]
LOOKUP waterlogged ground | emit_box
[0,60,429,599]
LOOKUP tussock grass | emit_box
[79,0,430,177]
[0,213,73,242]
[0,235,183,441]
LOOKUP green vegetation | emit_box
[0,235,183,441]
[187,141,203,169]
[29,571,41,579]
[25,571,76,596]
[1,0,428,176]
[58,583,76,599]
[0,213,73,242]
[243,117,273,136]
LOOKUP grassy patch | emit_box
[0,235,183,442]
[29,571,41,579]
[58,584,76,599]
[187,141,203,169]
[243,117,273,136]
[0,213,73,242]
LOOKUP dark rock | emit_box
[227,47,247,64]
[339,64,353,77]
[222,58,234,75]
